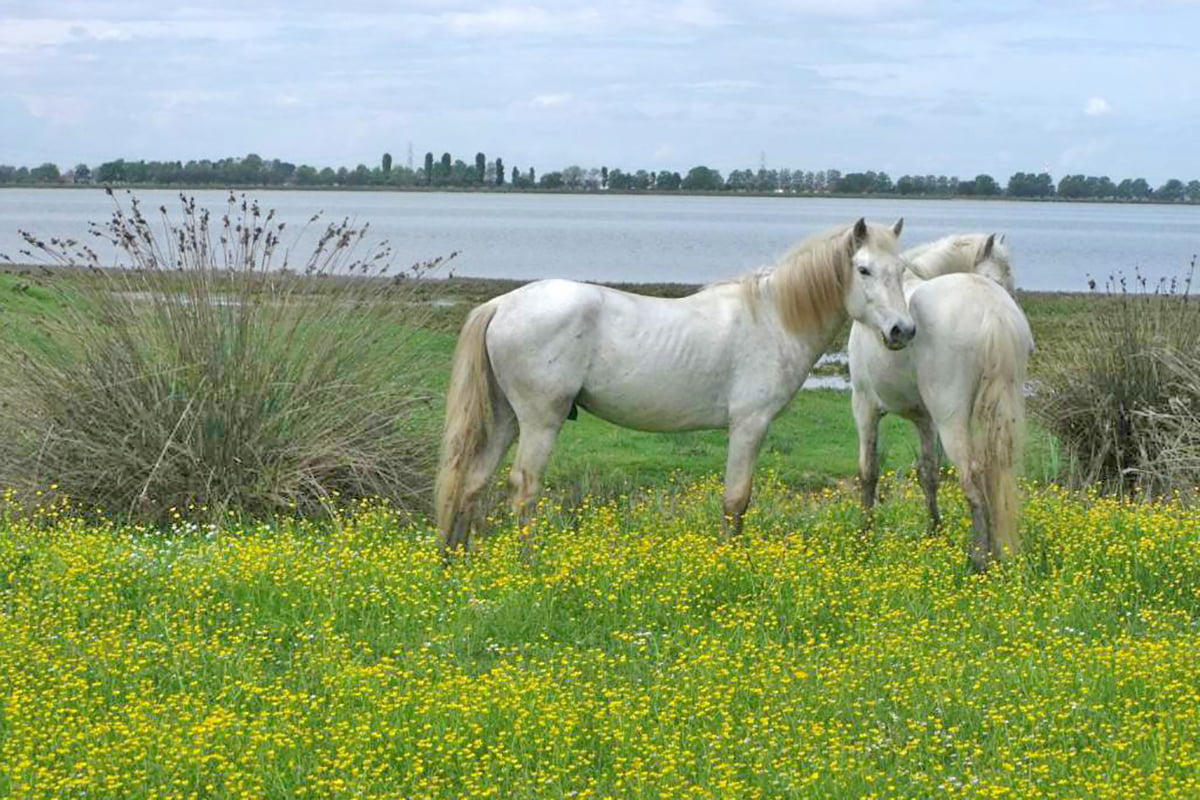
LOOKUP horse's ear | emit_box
[892,217,904,237]
[979,233,996,263]
[850,217,869,250]
[998,233,1007,244]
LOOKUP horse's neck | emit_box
[762,277,847,376]
[902,239,978,299]
[901,269,927,301]
[907,240,974,280]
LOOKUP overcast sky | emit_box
[3,0,1199,183]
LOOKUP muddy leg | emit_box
[914,414,941,536]
[722,415,771,538]
[938,419,992,572]
[852,390,883,524]
[508,420,562,558]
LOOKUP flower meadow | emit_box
[1,476,1198,800]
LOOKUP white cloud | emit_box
[748,0,922,19]
[1058,137,1112,170]
[1084,96,1112,116]
[443,6,609,36]
[0,17,256,52]
[682,79,759,92]
[531,93,573,109]
[18,92,91,124]
[669,0,724,28]
[445,6,554,35]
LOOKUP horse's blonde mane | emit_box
[742,222,898,335]
[905,234,1013,288]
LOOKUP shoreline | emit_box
[0,264,1108,300]
[1,183,1197,207]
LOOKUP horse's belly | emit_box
[874,377,924,417]
[577,377,729,432]
[864,352,925,417]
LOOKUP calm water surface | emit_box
[2,188,1199,292]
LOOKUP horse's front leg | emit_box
[852,390,883,524]
[915,414,941,536]
[722,414,772,538]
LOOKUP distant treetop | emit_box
[1,153,1195,204]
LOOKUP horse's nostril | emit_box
[889,324,903,342]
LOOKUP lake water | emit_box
[2,188,1199,292]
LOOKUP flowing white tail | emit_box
[971,306,1027,559]
[435,302,504,550]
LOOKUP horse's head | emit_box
[974,233,1016,295]
[843,217,915,350]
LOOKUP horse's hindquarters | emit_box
[908,275,1032,418]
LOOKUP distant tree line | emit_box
[4,153,1200,203]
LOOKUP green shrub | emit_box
[0,190,448,522]
[1033,264,1200,495]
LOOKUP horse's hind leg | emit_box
[937,418,992,572]
[914,414,941,535]
[852,390,883,521]
[508,419,565,548]
[722,414,772,538]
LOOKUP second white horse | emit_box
[849,233,1033,571]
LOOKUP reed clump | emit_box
[0,190,449,522]
[1034,261,1200,496]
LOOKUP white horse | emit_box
[848,233,1033,571]
[437,218,916,554]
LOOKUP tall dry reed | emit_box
[0,190,450,522]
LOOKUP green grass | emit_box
[1,479,1197,799]
[550,392,918,491]
[0,261,1190,799]
[0,269,69,353]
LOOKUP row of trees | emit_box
[4,153,1200,203]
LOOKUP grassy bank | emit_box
[0,268,1076,505]
[2,479,1198,799]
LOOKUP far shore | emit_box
[2,183,1198,207]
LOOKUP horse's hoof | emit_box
[969,553,991,573]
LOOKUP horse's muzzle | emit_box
[883,321,916,350]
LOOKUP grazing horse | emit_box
[437,218,916,554]
[849,233,1033,571]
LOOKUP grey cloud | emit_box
[1,0,1199,183]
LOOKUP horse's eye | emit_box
[858,266,871,277]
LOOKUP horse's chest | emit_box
[865,352,924,416]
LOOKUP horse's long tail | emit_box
[971,308,1028,559]
[435,302,500,547]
